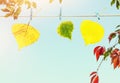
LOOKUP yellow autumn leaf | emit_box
[80,20,104,45]
[4,13,12,17]
[12,24,40,49]
[49,0,54,3]
[1,7,10,12]
[25,0,31,9]
[59,0,62,4]
[3,6,14,17]
[17,0,24,5]
[32,2,37,8]
[13,7,21,19]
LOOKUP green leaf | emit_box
[115,29,120,33]
[118,39,120,44]
[104,51,109,60]
[116,0,120,9]
[108,32,116,43]
[57,21,74,40]
[104,47,113,60]
[111,0,115,6]
[118,35,120,44]
[116,25,120,28]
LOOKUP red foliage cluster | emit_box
[90,26,120,83]
[110,48,120,69]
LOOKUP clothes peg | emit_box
[59,5,62,20]
[59,0,63,20]
[96,13,100,20]
[28,8,33,25]
[30,8,33,20]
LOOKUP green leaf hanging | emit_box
[57,21,74,40]
[111,0,115,6]
[111,0,120,9]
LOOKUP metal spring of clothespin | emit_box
[59,5,62,20]
[96,13,100,20]
[59,0,63,20]
[30,8,33,21]
[28,8,33,25]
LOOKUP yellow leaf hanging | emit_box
[32,2,37,8]
[59,0,63,4]
[80,20,104,45]
[49,0,54,3]
[12,24,40,49]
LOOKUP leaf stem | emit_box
[96,58,104,72]
[113,43,118,48]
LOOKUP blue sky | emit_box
[0,0,120,83]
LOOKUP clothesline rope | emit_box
[0,14,120,18]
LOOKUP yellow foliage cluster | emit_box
[0,0,36,19]
[0,0,63,19]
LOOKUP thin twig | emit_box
[96,58,104,72]
[96,43,118,72]
[113,43,118,48]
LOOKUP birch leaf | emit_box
[32,2,37,8]
[25,0,31,9]
[80,20,104,45]
[49,0,54,3]
[59,0,62,4]
[111,0,115,6]
[12,24,40,49]
[57,21,74,40]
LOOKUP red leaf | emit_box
[90,72,99,83]
[90,74,96,83]
[96,49,101,61]
[110,48,120,69]
[113,56,119,69]
[108,32,116,43]
[90,72,97,76]
[113,48,119,53]
[94,46,101,54]
[118,56,120,67]
[94,46,106,61]
[111,55,117,63]
[100,47,106,55]
[93,75,99,83]
[110,48,119,58]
